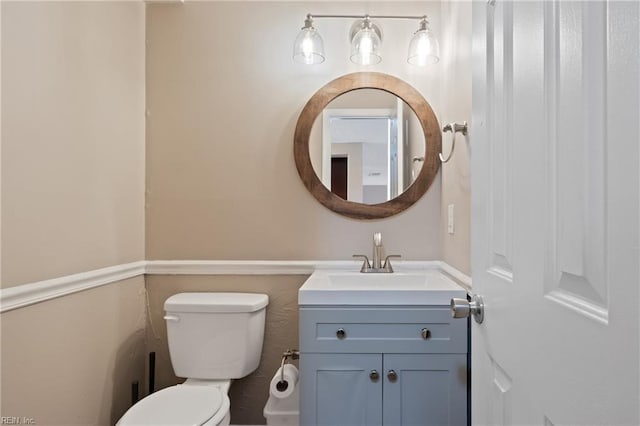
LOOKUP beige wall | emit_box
[1,1,146,287]
[144,3,447,423]
[1,2,146,425]
[146,1,443,262]
[146,274,307,426]
[0,276,147,425]
[439,1,472,274]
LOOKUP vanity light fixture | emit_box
[293,15,325,64]
[407,17,440,66]
[293,13,439,66]
[349,16,382,65]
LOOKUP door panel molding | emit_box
[490,358,512,426]
[544,289,608,325]
[487,0,515,283]
[545,1,609,323]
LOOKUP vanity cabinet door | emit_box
[382,354,468,426]
[300,353,382,426]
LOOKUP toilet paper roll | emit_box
[269,364,299,399]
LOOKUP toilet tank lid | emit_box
[164,292,269,313]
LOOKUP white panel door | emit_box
[471,1,639,425]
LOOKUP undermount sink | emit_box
[298,268,467,305]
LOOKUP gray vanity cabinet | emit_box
[301,353,383,426]
[299,306,468,426]
[382,353,468,426]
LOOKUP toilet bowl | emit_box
[117,380,231,426]
[116,292,269,426]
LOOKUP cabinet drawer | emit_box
[300,307,467,354]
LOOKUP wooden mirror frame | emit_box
[294,72,441,219]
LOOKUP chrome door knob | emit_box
[450,294,485,324]
[370,370,380,382]
[450,298,471,318]
[421,328,431,340]
[387,370,398,382]
[336,328,346,339]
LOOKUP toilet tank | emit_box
[164,292,269,379]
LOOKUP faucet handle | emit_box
[353,255,372,272]
[383,255,402,272]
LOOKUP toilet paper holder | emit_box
[277,349,300,390]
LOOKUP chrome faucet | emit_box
[353,232,401,273]
[372,232,382,269]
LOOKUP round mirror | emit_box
[294,72,441,219]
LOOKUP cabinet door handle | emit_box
[336,328,346,339]
[369,370,380,382]
[387,370,398,382]
[421,328,431,340]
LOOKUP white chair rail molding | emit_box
[0,260,471,313]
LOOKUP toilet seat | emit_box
[117,384,230,426]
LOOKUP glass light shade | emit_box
[293,27,325,65]
[350,26,382,65]
[407,27,440,66]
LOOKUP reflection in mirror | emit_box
[309,89,425,205]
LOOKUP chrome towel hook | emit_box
[440,121,468,163]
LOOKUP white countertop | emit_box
[298,268,468,306]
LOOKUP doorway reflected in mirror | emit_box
[309,89,425,205]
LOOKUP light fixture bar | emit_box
[306,14,428,21]
[293,13,438,66]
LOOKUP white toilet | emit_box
[117,292,269,426]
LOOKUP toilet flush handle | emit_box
[163,315,180,322]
